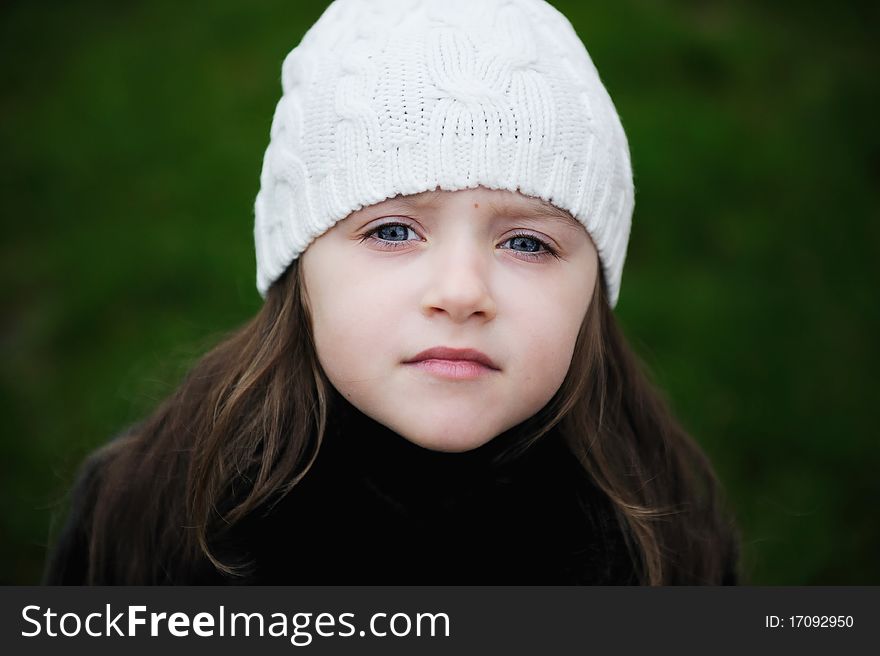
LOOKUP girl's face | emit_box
[301,186,598,452]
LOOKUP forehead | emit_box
[370,188,584,233]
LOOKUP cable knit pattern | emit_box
[254,0,634,308]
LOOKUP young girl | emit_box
[44,0,740,585]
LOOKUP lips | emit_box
[404,346,500,370]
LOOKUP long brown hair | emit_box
[73,257,740,584]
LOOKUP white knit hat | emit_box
[254,0,634,308]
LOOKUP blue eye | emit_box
[372,223,414,243]
[359,222,559,261]
[503,233,559,260]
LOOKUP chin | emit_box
[397,428,496,454]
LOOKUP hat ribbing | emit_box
[254,0,634,308]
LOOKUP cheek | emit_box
[303,240,416,395]
[515,317,577,391]
[503,283,586,389]
[310,277,397,382]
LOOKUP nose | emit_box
[419,239,498,323]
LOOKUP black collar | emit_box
[227,392,637,584]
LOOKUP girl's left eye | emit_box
[358,222,560,261]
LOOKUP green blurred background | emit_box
[1,0,877,585]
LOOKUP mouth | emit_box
[404,358,497,380]
[403,346,500,380]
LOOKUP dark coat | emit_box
[44,400,646,585]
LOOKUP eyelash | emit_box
[358,221,560,261]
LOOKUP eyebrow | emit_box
[486,198,583,232]
[389,192,583,232]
